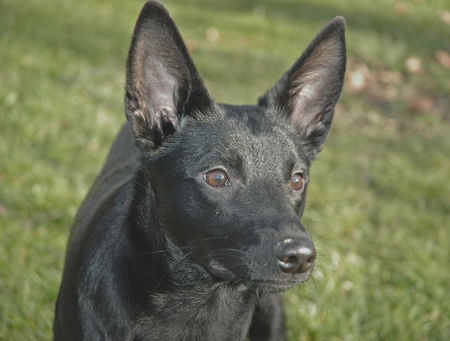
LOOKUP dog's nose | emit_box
[274,238,316,274]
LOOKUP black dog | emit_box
[54,1,346,340]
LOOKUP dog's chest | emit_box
[133,285,256,340]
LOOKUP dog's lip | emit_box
[247,277,306,292]
[207,260,312,292]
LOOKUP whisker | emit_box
[208,248,246,256]
[139,249,171,256]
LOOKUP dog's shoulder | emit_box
[67,123,141,254]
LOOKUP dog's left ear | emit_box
[259,17,346,153]
[125,1,213,150]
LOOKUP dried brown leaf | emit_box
[435,50,450,69]
[394,2,408,15]
[408,96,435,113]
[405,56,423,74]
[346,63,371,93]
[378,70,403,85]
[206,27,220,43]
[441,11,450,25]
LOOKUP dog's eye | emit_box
[204,169,229,188]
[290,173,304,191]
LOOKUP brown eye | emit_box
[204,169,229,188]
[290,173,304,191]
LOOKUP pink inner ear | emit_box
[288,37,343,134]
[144,57,177,116]
[125,1,214,149]
[154,106,180,130]
[289,70,328,131]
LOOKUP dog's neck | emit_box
[130,282,256,340]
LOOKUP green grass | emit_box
[0,0,449,340]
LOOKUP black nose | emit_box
[274,238,316,274]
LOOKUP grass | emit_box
[0,0,448,340]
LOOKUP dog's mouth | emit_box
[206,260,312,293]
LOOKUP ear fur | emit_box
[125,1,213,150]
[259,17,347,152]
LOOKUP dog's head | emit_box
[125,1,346,292]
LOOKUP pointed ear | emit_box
[125,1,213,150]
[259,17,346,152]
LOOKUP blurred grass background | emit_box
[0,0,449,340]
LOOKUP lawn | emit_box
[0,0,449,340]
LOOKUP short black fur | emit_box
[54,1,346,340]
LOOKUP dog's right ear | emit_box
[125,1,213,150]
[259,17,346,156]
